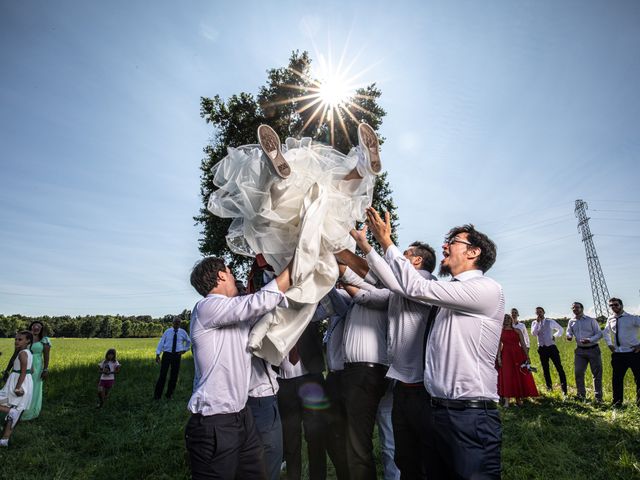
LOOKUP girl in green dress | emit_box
[21,321,51,421]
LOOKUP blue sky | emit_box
[1,0,639,319]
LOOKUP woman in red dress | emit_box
[497,314,539,406]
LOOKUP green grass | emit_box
[0,337,638,479]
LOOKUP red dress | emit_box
[498,329,539,398]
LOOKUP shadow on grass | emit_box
[4,358,195,480]
[502,394,640,480]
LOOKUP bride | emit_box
[207,123,381,364]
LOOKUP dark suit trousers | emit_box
[324,370,350,480]
[422,400,502,480]
[278,373,328,480]
[185,407,267,480]
[611,352,640,405]
[154,351,181,399]
[537,344,567,393]
[341,363,389,480]
[392,383,428,480]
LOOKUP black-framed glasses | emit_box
[445,237,473,247]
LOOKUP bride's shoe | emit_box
[357,123,382,175]
[258,124,291,179]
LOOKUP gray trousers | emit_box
[574,346,603,400]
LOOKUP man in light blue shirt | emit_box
[566,302,603,401]
[154,316,191,400]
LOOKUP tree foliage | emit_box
[195,50,399,275]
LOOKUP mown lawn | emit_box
[0,337,638,479]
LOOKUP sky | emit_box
[1,0,639,319]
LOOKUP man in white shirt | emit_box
[511,308,530,349]
[363,207,504,480]
[185,256,292,479]
[566,302,603,401]
[531,307,568,394]
[153,316,191,400]
[603,297,640,407]
[337,240,436,480]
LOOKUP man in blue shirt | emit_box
[154,316,191,400]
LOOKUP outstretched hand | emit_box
[349,225,372,254]
[365,207,394,251]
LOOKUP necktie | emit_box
[288,344,300,365]
[172,328,178,353]
[615,316,621,347]
[422,305,440,370]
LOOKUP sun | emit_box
[262,49,378,147]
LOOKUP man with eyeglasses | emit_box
[566,302,603,401]
[603,298,640,407]
[531,307,568,395]
[363,207,504,480]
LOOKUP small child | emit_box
[0,330,34,447]
[97,348,121,408]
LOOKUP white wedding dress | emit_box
[208,137,376,365]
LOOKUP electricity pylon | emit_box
[575,199,611,320]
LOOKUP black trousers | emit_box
[324,370,350,480]
[154,351,181,399]
[537,345,567,393]
[341,363,389,480]
[277,373,327,480]
[611,352,640,405]
[392,383,428,480]
[185,407,267,480]
[422,400,502,480]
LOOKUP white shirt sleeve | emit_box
[603,319,614,347]
[589,318,603,343]
[550,320,564,338]
[156,330,169,355]
[366,249,405,294]
[195,280,286,329]
[531,320,540,337]
[566,320,575,339]
[383,245,500,315]
[351,287,390,310]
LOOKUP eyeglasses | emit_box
[403,249,416,257]
[444,237,473,247]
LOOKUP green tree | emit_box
[195,50,399,275]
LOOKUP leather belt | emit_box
[577,344,599,350]
[344,362,387,370]
[397,381,424,388]
[428,396,497,410]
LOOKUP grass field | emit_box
[0,336,638,479]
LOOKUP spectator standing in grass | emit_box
[21,321,51,421]
[497,314,538,407]
[566,302,603,402]
[0,331,33,447]
[603,298,640,407]
[531,307,568,395]
[510,308,530,350]
[153,316,190,400]
[97,348,121,408]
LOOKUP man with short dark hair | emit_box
[566,302,603,401]
[532,307,567,394]
[603,298,640,407]
[154,316,190,400]
[185,256,293,480]
[364,207,504,480]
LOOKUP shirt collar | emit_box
[452,269,483,282]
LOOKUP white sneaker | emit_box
[0,439,8,447]
[257,124,291,179]
[357,123,382,175]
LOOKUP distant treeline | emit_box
[0,310,191,338]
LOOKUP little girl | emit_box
[97,348,121,408]
[0,330,34,447]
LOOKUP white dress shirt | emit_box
[323,288,351,372]
[384,245,505,401]
[603,312,640,352]
[156,327,191,354]
[531,318,563,347]
[341,268,389,365]
[188,280,286,416]
[566,315,603,347]
[365,249,435,384]
[513,322,530,348]
[249,355,279,397]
